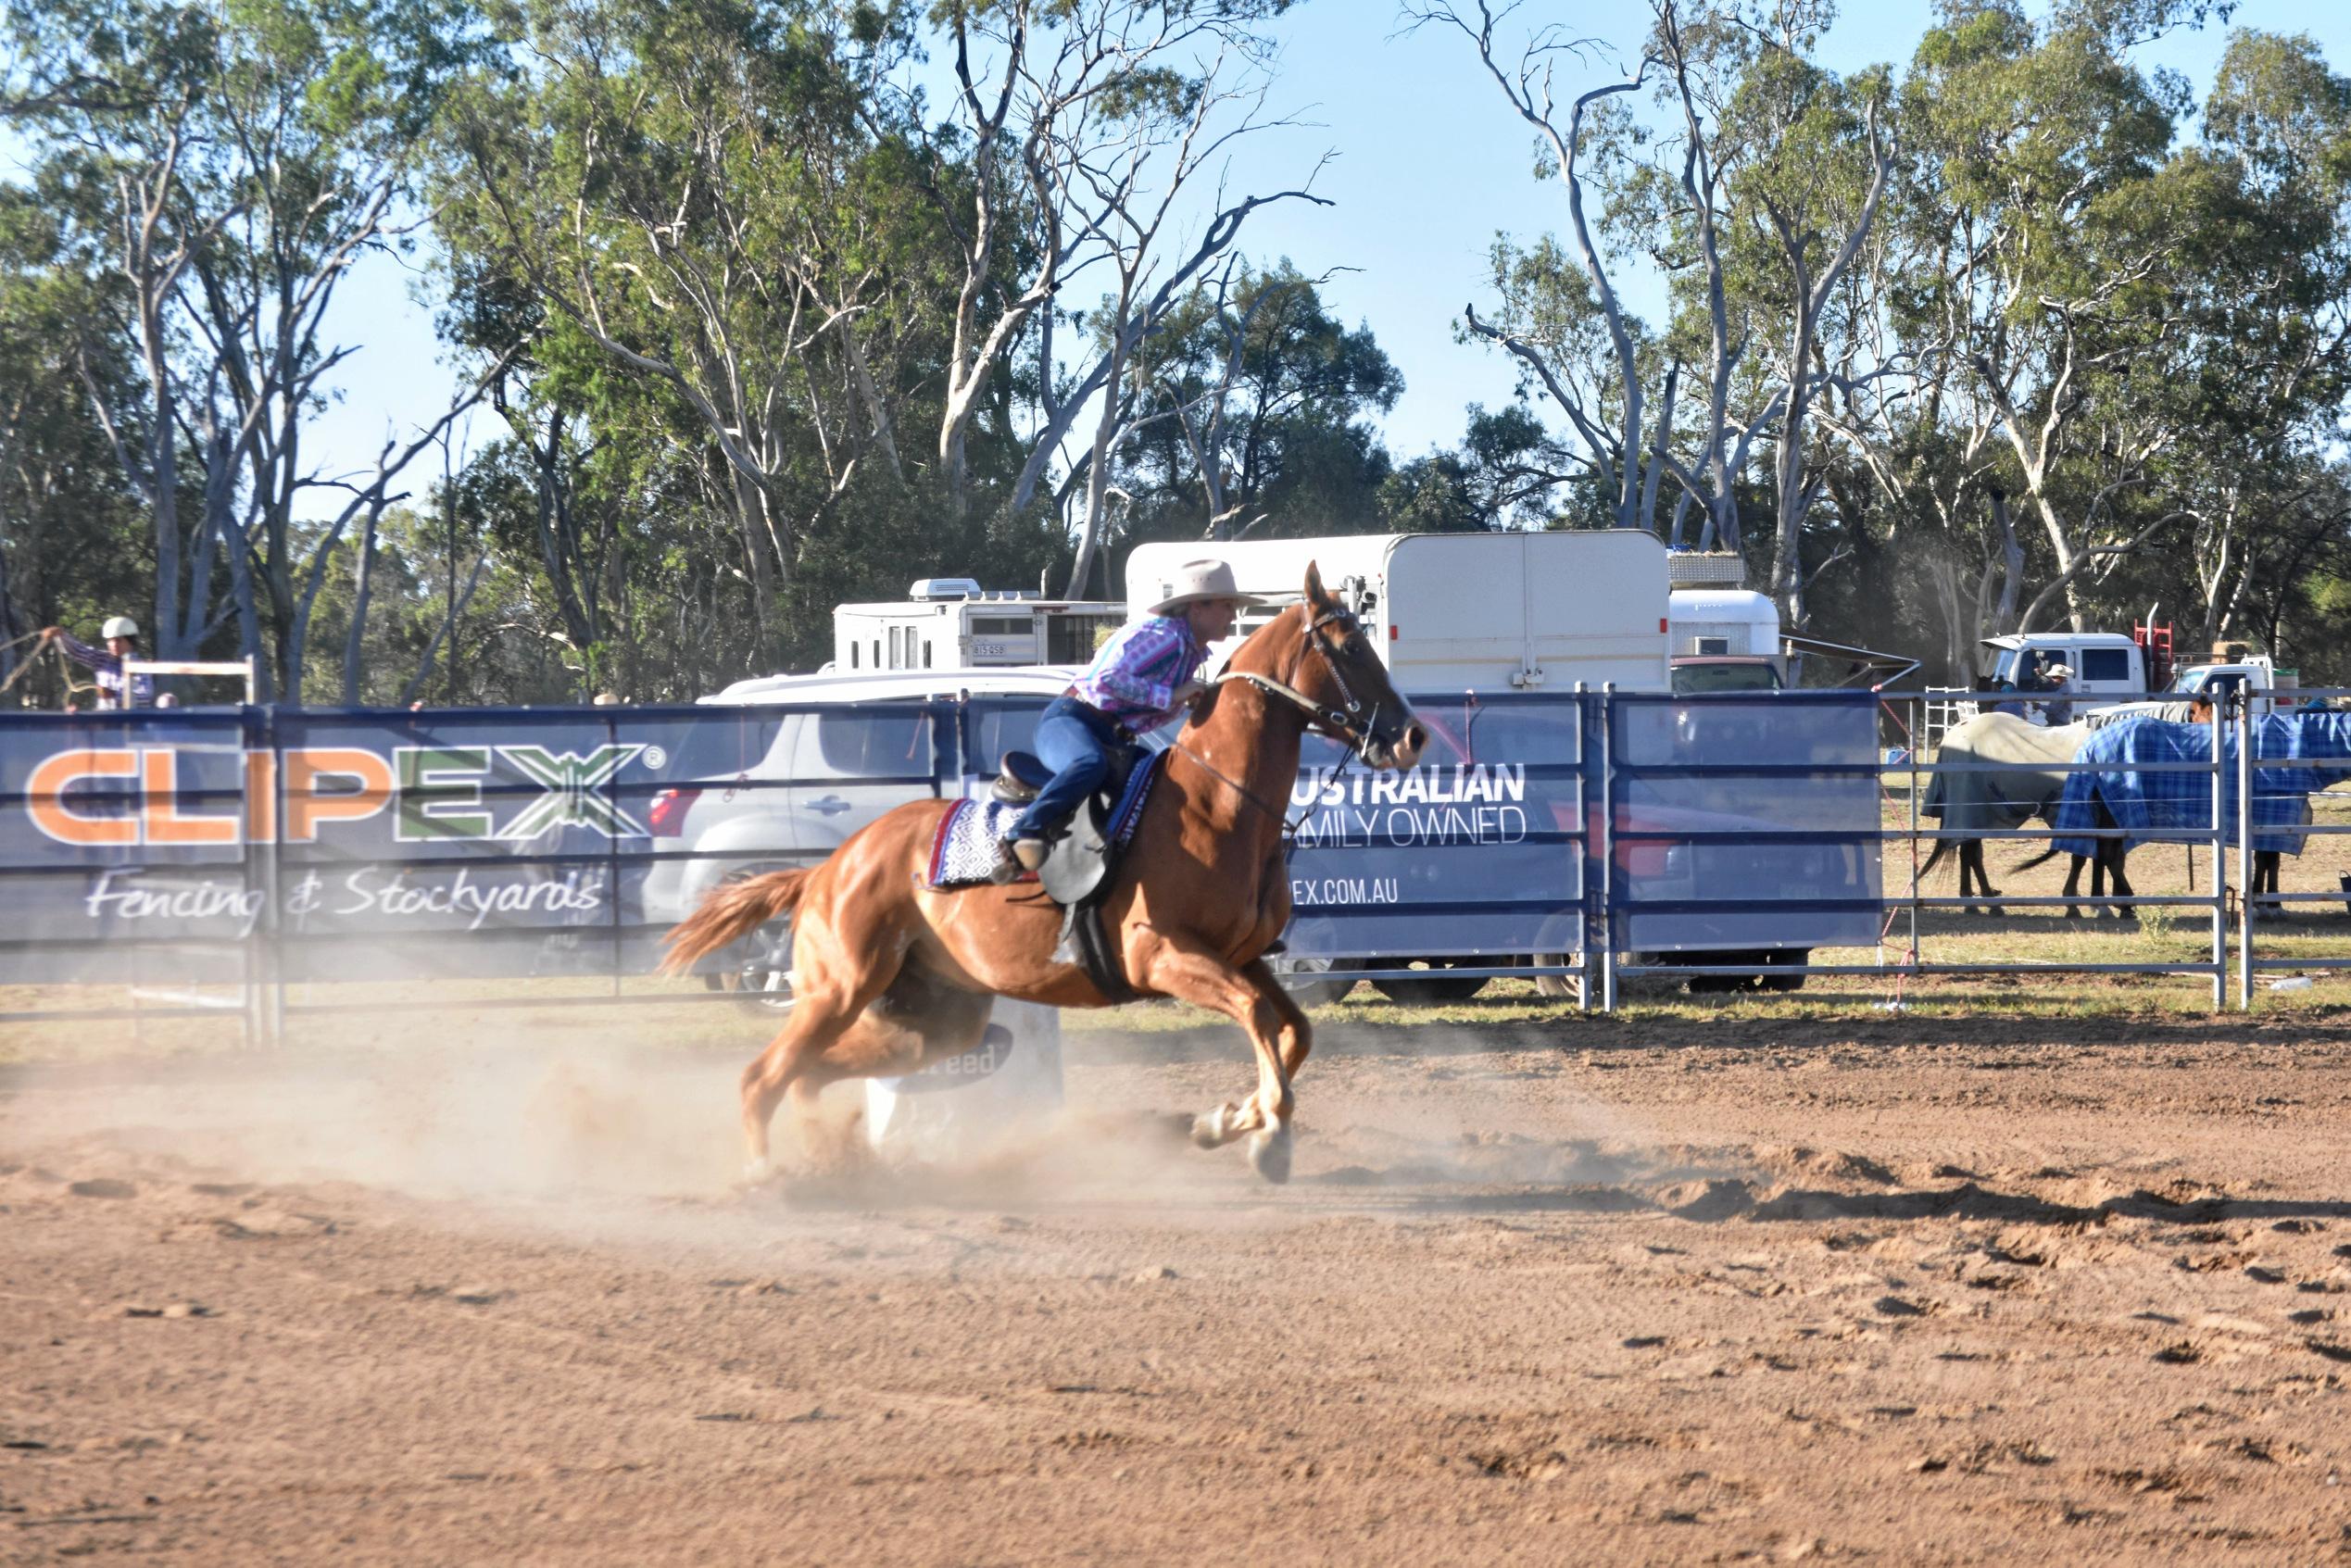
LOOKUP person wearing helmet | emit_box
[39,616,154,709]
[993,558,1251,881]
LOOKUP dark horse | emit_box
[661,565,1426,1185]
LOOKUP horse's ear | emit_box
[1301,560,1326,606]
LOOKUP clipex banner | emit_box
[0,691,1881,986]
[0,705,833,984]
[21,739,656,847]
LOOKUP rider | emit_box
[40,616,153,709]
[995,558,1249,881]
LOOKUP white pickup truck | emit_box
[2094,655,2298,724]
[1977,629,2294,717]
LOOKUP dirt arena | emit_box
[6,1003,2351,1565]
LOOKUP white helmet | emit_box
[101,615,141,641]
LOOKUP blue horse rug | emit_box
[925,750,1167,890]
[2051,712,2351,859]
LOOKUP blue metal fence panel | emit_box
[1606,692,1884,953]
[0,688,1890,989]
[1281,690,1587,960]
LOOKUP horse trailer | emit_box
[832,580,1125,674]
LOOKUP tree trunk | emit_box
[341,506,382,705]
[1988,489,2023,635]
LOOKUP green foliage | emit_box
[15,0,2351,709]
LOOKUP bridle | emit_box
[1169,602,1402,834]
[1213,604,1391,761]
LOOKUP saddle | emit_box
[991,745,1162,1004]
[991,743,1152,907]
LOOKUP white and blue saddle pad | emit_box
[925,751,1166,891]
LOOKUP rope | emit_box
[0,638,97,703]
[0,635,55,698]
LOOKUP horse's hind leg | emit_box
[2106,847,2136,920]
[737,934,904,1180]
[2253,851,2280,920]
[1962,840,2005,917]
[2062,855,2087,919]
[739,986,872,1182]
[766,982,997,1171]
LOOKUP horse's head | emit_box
[1226,562,1425,770]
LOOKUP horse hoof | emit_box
[739,1157,773,1187]
[1191,1105,1234,1149]
[1248,1124,1293,1185]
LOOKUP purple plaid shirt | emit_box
[1072,615,1204,733]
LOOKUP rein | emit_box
[1168,733,1302,834]
[1213,671,1355,736]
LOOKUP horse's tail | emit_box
[1918,836,1951,881]
[659,869,811,977]
[2010,844,2062,873]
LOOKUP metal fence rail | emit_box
[1606,690,2236,1008]
[3,686,2344,1035]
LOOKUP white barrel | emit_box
[863,997,1063,1161]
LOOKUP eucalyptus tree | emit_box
[2154,29,2351,648]
[1682,4,1891,625]
[0,183,147,690]
[5,0,493,696]
[878,0,1328,542]
[1414,0,1892,621]
[1105,261,1399,541]
[1885,1,2216,635]
[436,0,954,655]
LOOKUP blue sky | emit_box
[279,0,2351,512]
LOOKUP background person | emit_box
[40,616,153,709]
[995,558,1251,879]
[2038,661,2074,726]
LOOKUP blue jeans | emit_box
[1009,696,1125,841]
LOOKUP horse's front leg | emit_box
[1142,939,1307,1184]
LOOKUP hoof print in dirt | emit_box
[69,1178,137,1199]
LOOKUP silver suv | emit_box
[641,668,1078,1005]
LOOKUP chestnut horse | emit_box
[661,564,1427,1185]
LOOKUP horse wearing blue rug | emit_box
[2040,712,2351,916]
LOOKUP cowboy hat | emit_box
[1146,558,1257,615]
